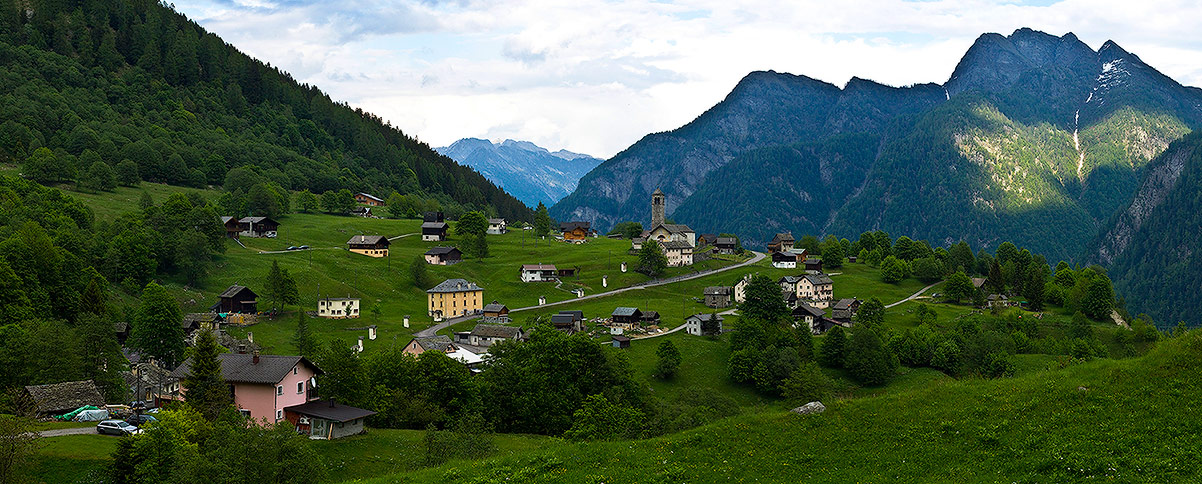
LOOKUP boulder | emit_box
[791,401,826,415]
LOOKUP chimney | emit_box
[368,325,377,340]
[538,295,546,306]
[247,332,253,343]
[357,337,364,352]
[252,350,260,365]
[238,344,247,354]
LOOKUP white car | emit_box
[96,420,143,436]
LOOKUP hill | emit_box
[0,0,530,220]
[551,28,1202,264]
[436,138,601,208]
[362,330,1202,483]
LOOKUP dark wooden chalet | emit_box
[217,285,258,314]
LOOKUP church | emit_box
[632,189,695,266]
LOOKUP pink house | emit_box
[174,353,321,425]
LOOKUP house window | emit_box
[293,367,298,375]
[297,381,304,394]
[277,385,283,396]
[276,409,283,420]
[240,409,251,418]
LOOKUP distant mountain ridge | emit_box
[437,138,602,208]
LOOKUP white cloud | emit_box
[174,0,1202,158]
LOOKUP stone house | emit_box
[703,286,732,308]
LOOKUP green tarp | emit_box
[55,405,99,421]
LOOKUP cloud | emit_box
[173,0,1202,158]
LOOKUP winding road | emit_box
[414,251,767,337]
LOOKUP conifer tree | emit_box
[184,330,231,420]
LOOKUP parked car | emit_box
[127,414,158,426]
[97,420,143,436]
[299,245,309,250]
[286,246,300,251]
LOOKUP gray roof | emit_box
[221,216,235,224]
[551,314,577,325]
[483,302,508,313]
[771,233,795,243]
[559,310,584,319]
[716,237,737,245]
[833,298,859,310]
[413,335,454,352]
[182,313,217,328]
[794,302,825,318]
[425,246,461,256]
[780,275,802,284]
[704,286,730,295]
[804,274,834,285]
[561,221,592,232]
[832,309,853,320]
[285,400,376,422]
[488,218,505,224]
[172,354,321,384]
[24,380,104,415]
[612,307,640,317]
[521,264,557,271]
[220,285,255,299]
[427,279,482,293]
[687,313,724,322]
[347,235,389,246]
[470,324,521,339]
[658,224,694,234]
[421,222,449,229]
[972,277,987,288]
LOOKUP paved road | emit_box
[884,282,942,309]
[387,233,417,241]
[39,427,97,437]
[414,251,767,338]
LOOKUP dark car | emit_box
[127,414,158,426]
[299,245,310,250]
[97,420,143,436]
[286,246,300,251]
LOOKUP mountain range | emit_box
[437,138,602,208]
[550,28,1202,325]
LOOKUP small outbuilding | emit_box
[284,400,377,439]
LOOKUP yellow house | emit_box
[347,235,390,257]
[426,279,484,319]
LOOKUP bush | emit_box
[845,329,897,386]
[781,362,833,405]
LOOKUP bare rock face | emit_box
[1095,143,1193,264]
[791,401,826,415]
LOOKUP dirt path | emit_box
[39,427,98,437]
[884,282,942,309]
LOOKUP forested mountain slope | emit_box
[553,29,1202,265]
[0,0,531,220]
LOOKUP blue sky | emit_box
[174,0,1202,158]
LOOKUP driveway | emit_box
[39,427,99,437]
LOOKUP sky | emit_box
[173,0,1202,158]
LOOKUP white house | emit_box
[660,240,694,267]
[684,313,723,336]
[465,324,524,347]
[733,275,752,304]
[772,251,799,269]
[487,218,507,235]
[317,297,360,319]
[797,274,834,309]
[520,264,558,282]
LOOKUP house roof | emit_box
[642,311,660,320]
[716,237,737,245]
[239,216,277,224]
[421,222,449,230]
[285,400,376,422]
[182,313,217,328]
[24,380,104,414]
[794,302,825,318]
[770,232,795,243]
[653,188,664,196]
[347,235,389,246]
[483,301,508,313]
[521,264,557,271]
[558,310,584,319]
[446,348,485,366]
[804,274,834,285]
[687,313,723,322]
[704,286,730,296]
[470,324,521,339]
[561,221,591,232]
[773,251,800,261]
[427,279,482,293]
[219,285,256,299]
[833,298,859,310]
[424,246,460,256]
[612,307,641,317]
[832,309,853,320]
[488,218,505,224]
[172,354,322,384]
[355,192,384,202]
[321,297,359,302]
[551,314,577,325]
[971,277,987,288]
[114,321,129,333]
[220,216,235,224]
[655,223,694,234]
[780,275,802,284]
[412,335,454,352]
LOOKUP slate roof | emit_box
[804,274,834,285]
[658,224,694,234]
[773,251,800,261]
[612,307,641,317]
[219,285,256,299]
[347,235,389,246]
[221,216,235,224]
[971,277,987,288]
[642,311,660,320]
[833,298,859,310]
[558,310,584,319]
[285,400,376,422]
[488,218,505,224]
[182,313,217,329]
[704,286,730,296]
[832,309,854,321]
[483,301,508,313]
[427,279,482,293]
[171,354,321,384]
[687,313,724,322]
[412,335,454,352]
[716,237,737,246]
[471,324,521,339]
[780,275,802,284]
[424,246,460,256]
[521,264,557,271]
[771,232,795,243]
[551,314,578,325]
[421,222,449,230]
[561,221,592,232]
[24,380,104,415]
[794,302,825,318]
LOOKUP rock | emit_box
[791,401,826,415]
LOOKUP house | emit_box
[182,313,220,334]
[551,310,585,333]
[487,218,507,235]
[114,321,130,343]
[317,297,360,318]
[422,214,449,241]
[520,264,558,282]
[426,279,483,319]
[797,274,834,309]
[810,317,843,335]
[445,347,485,371]
[172,353,322,425]
[284,400,377,439]
[630,236,646,252]
[238,217,279,238]
[561,222,594,242]
[704,286,732,308]
[698,234,718,247]
[804,257,824,273]
[354,192,385,206]
[349,206,372,218]
[715,237,738,255]
[832,298,861,324]
[558,267,578,278]
[220,216,241,238]
[733,275,752,304]
[972,277,988,290]
[611,335,631,349]
[402,335,455,357]
[767,232,795,253]
[647,224,697,248]
[123,362,181,408]
[23,380,105,416]
[848,256,858,263]
[611,307,643,327]
[424,246,462,265]
[482,301,510,323]
[684,313,723,336]
[466,324,524,347]
[792,302,826,332]
[347,235,390,257]
[217,285,258,314]
[779,275,802,294]
[660,240,695,267]
[641,311,661,325]
[772,251,800,269]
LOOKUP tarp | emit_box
[55,405,99,421]
[74,409,110,421]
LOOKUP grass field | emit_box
[29,434,118,484]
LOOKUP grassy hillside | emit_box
[361,331,1202,483]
